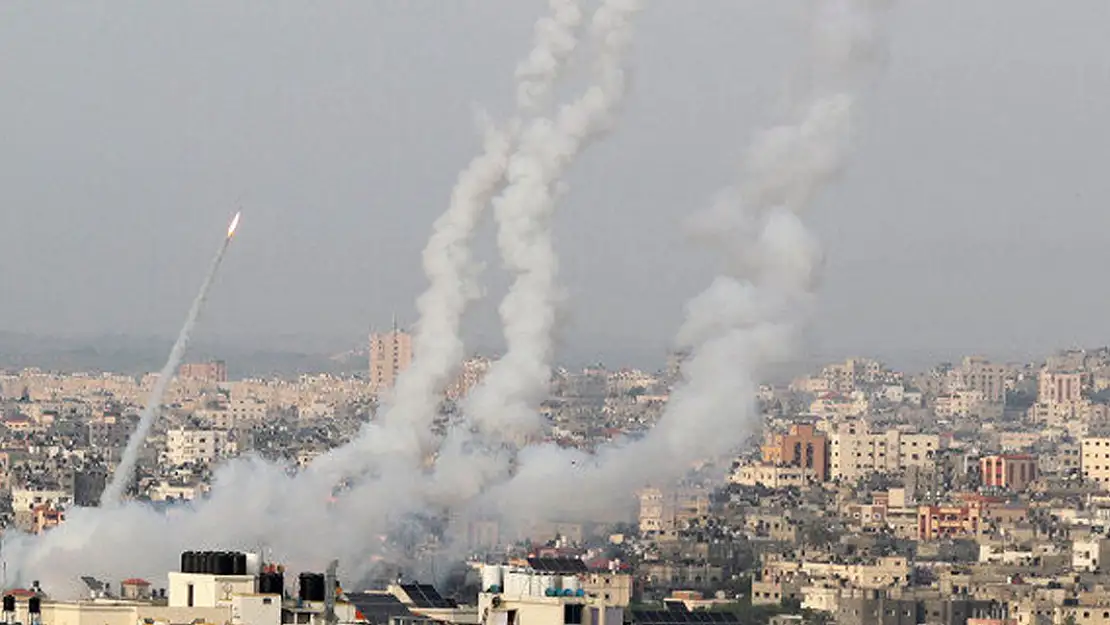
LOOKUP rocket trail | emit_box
[100,212,242,507]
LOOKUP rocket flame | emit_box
[227,212,241,238]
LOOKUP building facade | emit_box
[979,454,1037,492]
[370,326,414,393]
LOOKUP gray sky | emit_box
[2,0,1109,369]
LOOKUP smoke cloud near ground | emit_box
[1,0,892,598]
[460,0,890,529]
[101,218,240,507]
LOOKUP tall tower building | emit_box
[369,318,413,394]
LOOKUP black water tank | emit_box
[205,552,219,575]
[259,572,284,595]
[224,552,236,575]
[180,552,190,573]
[28,597,40,615]
[234,552,247,576]
[3,595,14,612]
[299,573,325,602]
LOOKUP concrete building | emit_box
[1040,370,1085,404]
[761,423,829,481]
[165,429,236,466]
[953,356,1008,404]
[1082,437,1110,489]
[179,361,228,384]
[370,325,414,393]
[828,420,939,482]
[731,463,815,489]
[637,488,709,537]
[979,454,1038,492]
[1073,538,1110,572]
[477,561,625,625]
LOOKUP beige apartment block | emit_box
[829,420,939,481]
[1040,370,1085,404]
[369,326,414,393]
[1082,437,1110,489]
[953,356,1009,403]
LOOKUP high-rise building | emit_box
[954,356,1008,403]
[369,321,413,393]
[1039,370,1084,405]
[179,360,227,384]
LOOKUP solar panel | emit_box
[630,608,740,625]
[527,557,589,574]
[400,583,456,609]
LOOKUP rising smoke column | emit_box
[462,0,643,445]
[100,212,242,507]
[474,0,891,526]
[307,0,586,486]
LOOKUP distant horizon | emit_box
[0,328,1075,380]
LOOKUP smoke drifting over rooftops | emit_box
[2,0,893,596]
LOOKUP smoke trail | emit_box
[472,0,891,525]
[308,0,586,486]
[101,213,242,507]
[462,0,643,446]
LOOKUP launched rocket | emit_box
[101,211,242,507]
[228,211,241,238]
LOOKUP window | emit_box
[565,605,584,625]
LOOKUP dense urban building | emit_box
[369,324,414,393]
[9,345,1110,624]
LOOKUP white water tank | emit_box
[538,575,556,596]
[482,565,504,592]
[245,553,262,577]
[562,576,580,592]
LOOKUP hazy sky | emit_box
[2,1,1109,368]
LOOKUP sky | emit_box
[1,0,1109,370]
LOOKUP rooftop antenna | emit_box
[391,313,398,334]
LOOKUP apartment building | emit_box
[952,356,1009,403]
[178,360,228,384]
[761,424,829,481]
[165,429,236,466]
[980,454,1038,492]
[369,325,414,393]
[829,420,939,481]
[1082,437,1110,489]
[1040,370,1085,404]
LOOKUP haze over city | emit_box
[3,0,1109,370]
[4,3,1110,625]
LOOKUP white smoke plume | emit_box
[0,0,594,594]
[468,0,890,527]
[309,0,586,486]
[101,215,241,507]
[1,0,892,598]
[462,0,643,445]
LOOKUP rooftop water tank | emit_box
[481,565,504,593]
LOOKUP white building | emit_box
[165,429,236,466]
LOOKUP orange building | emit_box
[980,454,1038,492]
[761,424,829,482]
[31,503,64,534]
[917,494,1005,540]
